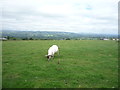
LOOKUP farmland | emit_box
[2,40,118,88]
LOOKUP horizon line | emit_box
[2,29,118,35]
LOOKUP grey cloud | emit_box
[2,0,118,34]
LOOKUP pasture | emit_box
[2,40,118,88]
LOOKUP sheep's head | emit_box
[45,55,52,61]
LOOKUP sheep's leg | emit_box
[58,50,60,56]
[52,55,54,60]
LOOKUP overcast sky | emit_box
[2,0,119,34]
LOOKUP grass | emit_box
[2,40,118,88]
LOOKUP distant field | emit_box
[2,40,118,88]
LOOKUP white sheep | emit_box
[45,45,59,61]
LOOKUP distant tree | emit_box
[66,38,71,40]
[6,36,10,40]
[22,38,28,40]
[29,38,33,40]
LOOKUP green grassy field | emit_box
[2,40,118,88]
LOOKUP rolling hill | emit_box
[2,30,118,40]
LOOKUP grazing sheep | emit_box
[45,45,59,61]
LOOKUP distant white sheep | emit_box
[45,45,59,61]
